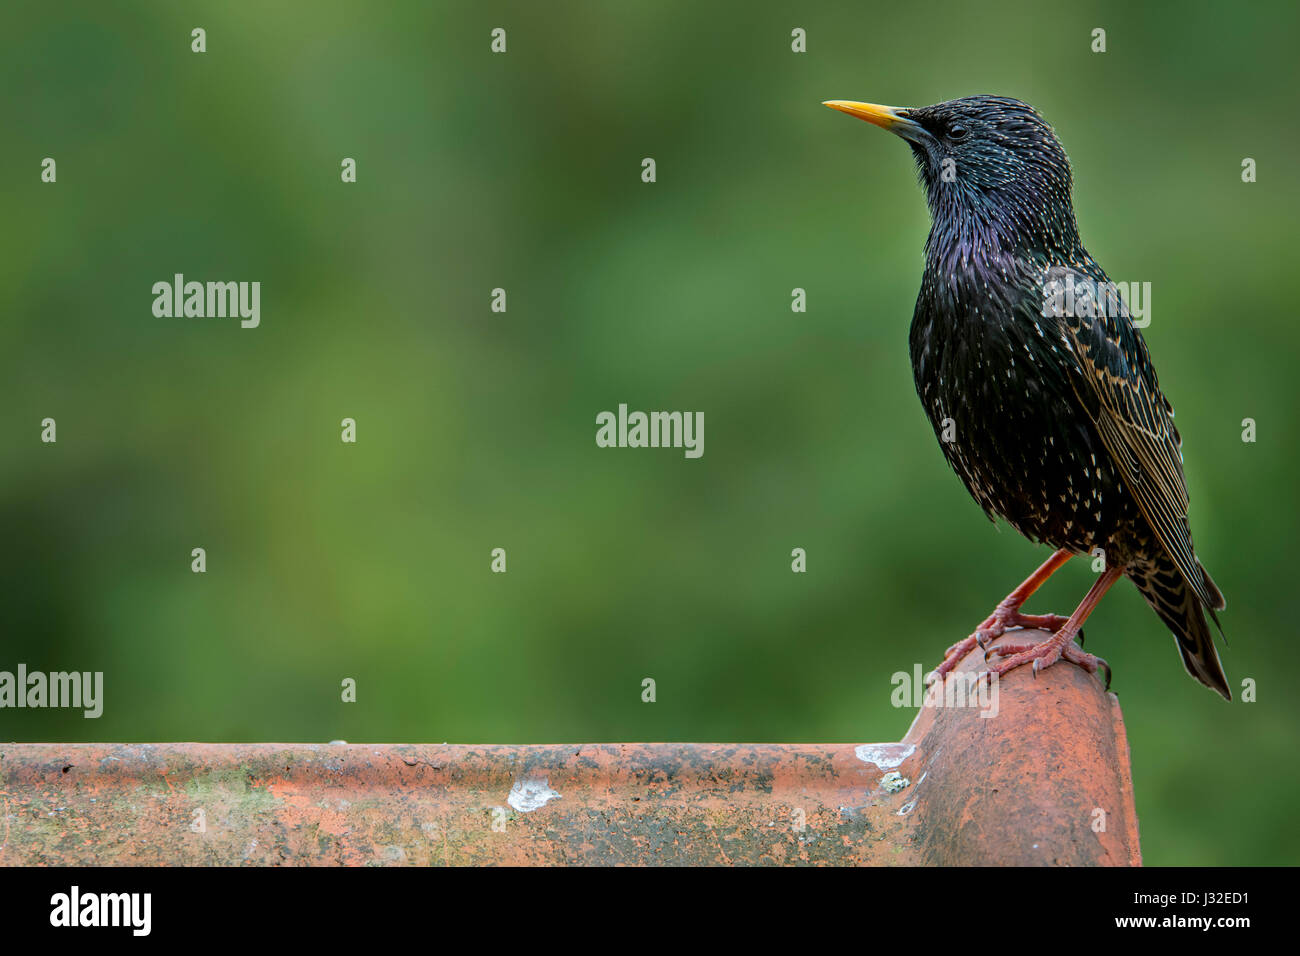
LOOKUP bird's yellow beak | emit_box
[822,100,906,130]
[823,100,929,145]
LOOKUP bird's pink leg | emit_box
[979,566,1122,688]
[928,548,1074,684]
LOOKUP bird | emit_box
[823,95,1230,699]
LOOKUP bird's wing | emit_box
[1042,265,1218,611]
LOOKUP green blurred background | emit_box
[3,1,1297,865]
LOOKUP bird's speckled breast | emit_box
[908,253,1149,565]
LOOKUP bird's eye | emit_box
[948,123,969,141]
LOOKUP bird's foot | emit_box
[926,601,1072,685]
[979,630,1111,689]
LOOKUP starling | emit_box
[824,95,1229,699]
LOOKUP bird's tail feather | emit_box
[1201,563,1226,612]
[1132,558,1230,700]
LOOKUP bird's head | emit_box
[824,95,1080,256]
